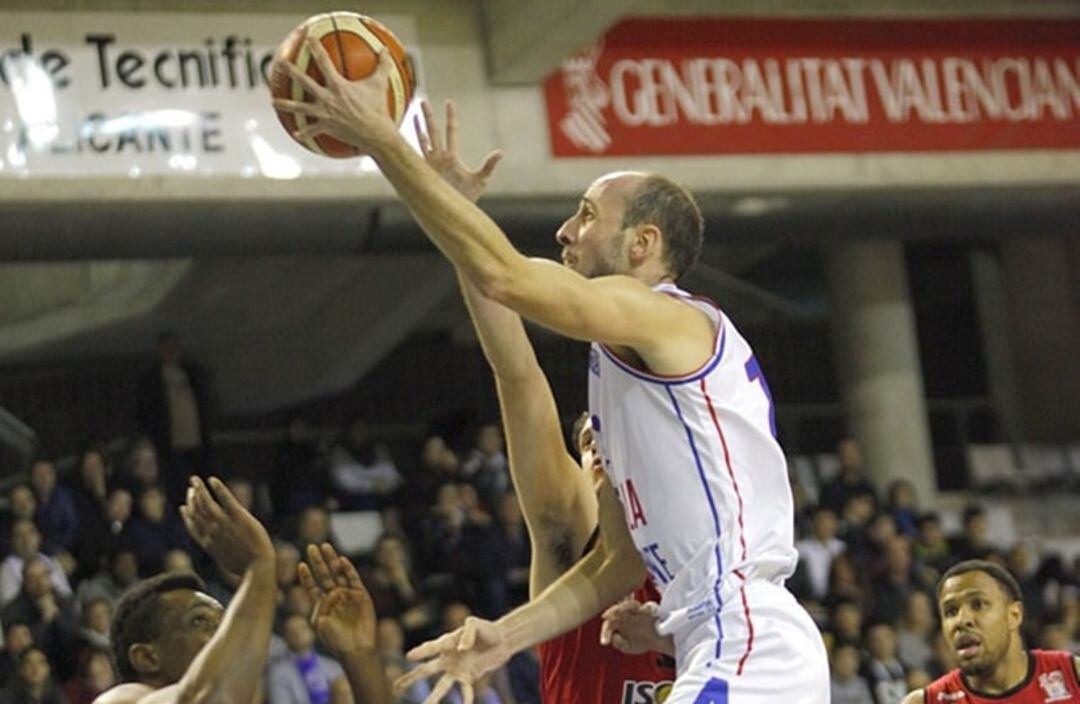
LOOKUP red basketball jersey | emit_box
[923,650,1080,703]
[537,581,675,704]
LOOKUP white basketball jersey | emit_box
[588,283,797,637]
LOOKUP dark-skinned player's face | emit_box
[938,571,1022,678]
[148,589,224,683]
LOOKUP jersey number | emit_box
[744,355,777,438]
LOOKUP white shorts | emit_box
[665,580,829,704]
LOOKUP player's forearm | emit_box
[458,272,541,382]
[372,138,525,300]
[337,647,392,704]
[174,558,277,703]
[497,538,645,653]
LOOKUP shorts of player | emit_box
[665,580,829,704]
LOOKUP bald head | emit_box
[614,172,704,280]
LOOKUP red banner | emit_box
[543,18,1080,156]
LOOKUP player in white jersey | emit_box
[275,41,829,703]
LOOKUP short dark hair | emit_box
[621,174,704,281]
[569,412,591,459]
[937,559,1022,604]
[110,571,205,682]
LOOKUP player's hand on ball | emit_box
[272,36,399,151]
[180,476,275,575]
[396,616,511,704]
[415,98,502,203]
[298,543,378,656]
[600,598,673,656]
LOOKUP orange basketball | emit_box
[270,11,415,158]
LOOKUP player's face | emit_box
[938,571,1022,678]
[151,589,224,683]
[556,173,640,278]
[577,422,604,488]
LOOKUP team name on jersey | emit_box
[621,679,673,704]
[615,477,647,530]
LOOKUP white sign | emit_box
[0,12,421,178]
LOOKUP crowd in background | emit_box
[0,421,1077,703]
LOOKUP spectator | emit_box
[826,553,870,611]
[0,557,80,681]
[861,622,906,704]
[819,438,878,515]
[135,331,213,507]
[270,418,329,520]
[359,533,432,639]
[29,459,80,556]
[461,423,510,511]
[73,597,111,654]
[0,622,33,683]
[328,416,401,510]
[869,536,922,625]
[0,646,69,704]
[895,591,935,672]
[830,643,874,704]
[67,446,113,579]
[948,504,997,563]
[1006,542,1044,633]
[122,486,189,575]
[0,519,73,606]
[838,491,877,569]
[280,583,314,622]
[265,613,352,704]
[62,648,115,704]
[74,549,138,610]
[292,506,335,553]
[492,491,531,608]
[911,512,952,578]
[0,484,38,556]
[797,505,847,602]
[116,439,160,497]
[829,599,866,649]
[377,617,431,704]
[886,480,919,537]
[274,541,301,592]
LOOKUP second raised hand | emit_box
[414,98,502,203]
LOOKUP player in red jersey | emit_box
[413,99,674,703]
[904,559,1080,704]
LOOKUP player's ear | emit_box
[1007,599,1023,631]
[129,642,161,676]
[628,223,660,266]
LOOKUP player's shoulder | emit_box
[92,682,156,704]
[900,690,926,704]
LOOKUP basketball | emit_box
[270,11,415,158]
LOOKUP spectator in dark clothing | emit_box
[1006,542,1045,637]
[886,480,920,538]
[30,459,80,556]
[452,484,509,618]
[62,648,115,704]
[135,331,213,507]
[0,622,33,684]
[829,598,866,649]
[0,519,73,607]
[948,504,998,563]
[0,557,80,682]
[0,646,70,704]
[121,486,188,575]
[67,446,113,580]
[868,536,922,626]
[114,439,161,498]
[0,484,37,556]
[819,438,878,515]
[461,423,510,513]
[493,491,531,609]
[860,622,906,704]
[270,418,329,520]
[838,491,877,571]
[359,533,433,643]
[911,512,952,579]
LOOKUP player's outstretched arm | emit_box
[273,42,714,376]
[299,543,392,704]
[415,98,596,594]
[394,475,645,701]
[95,477,277,704]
